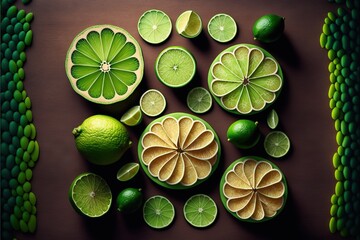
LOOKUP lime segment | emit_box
[264,131,290,158]
[187,87,212,114]
[140,89,166,117]
[117,162,140,181]
[208,13,237,43]
[143,195,175,229]
[176,10,202,38]
[120,105,143,126]
[183,194,217,228]
[138,9,172,44]
[267,109,279,129]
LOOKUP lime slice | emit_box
[155,46,196,88]
[116,162,140,181]
[264,131,290,158]
[138,9,172,44]
[187,87,212,114]
[183,194,217,228]
[140,89,166,117]
[143,195,175,229]
[207,13,237,43]
[120,105,143,126]
[176,10,202,38]
[68,173,112,217]
[267,109,279,129]
[65,25,144,104]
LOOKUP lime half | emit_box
[207,14,237,43]
[117,162,140,181]
[176,10,202,38]
[264,131,290,158]
[187,87,212,114]
[143,195,175,229]
[120,105,142,126]
[138,9,172,44]
[140,89,166,117]
[183,194,217,228]
[69,173,112,217]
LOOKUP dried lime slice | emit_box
[264,131,290,158]
[120,105,142,126]
[143,195,175,229]
[176,10,202,38]
[116,162,140,181]
[139,89,166,117]
[183,194,217,228]
[207,13,237,43]
[187,87,212,114]
[138,9,172,44]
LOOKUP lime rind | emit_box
[264,131,290,158]
[207,13,237,43]
[143,195,175,229]
[140,89,167,117]
[138,9,172,44]
[186,87,213,114]
[183,194,217,228]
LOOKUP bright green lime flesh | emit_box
[183,194,217,228]
[187,87,212,114]
[139,89,166,117]
[143,195,175,229]
[176,10,202,38]
[116,162,140,181]
[120,105,142,126]
[207,14,237,43]
[264,131,290,158]
[138,9,172,44]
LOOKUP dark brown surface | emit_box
[18,0,343,239]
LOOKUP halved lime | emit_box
[138,9,172,44]
[207,13,237,43]
[183,194,217,228]
[140,89,166,117]
[143,195,175,229]
[264,131,290,158]
[187,87,212,114]
[176,10,202,38]
[155,46,196,88]
[65,25,144,104]
[120,105,142,126]
[68,173,112,217]
[116,162,140,181]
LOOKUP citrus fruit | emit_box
[183,194,217,228]
[139,89,166,117]
[116,162,140,182]
[116,188,143,214]
[65,24,144,104]
[220,156,288,222]
[176,10,202,38]
[155,46,196,88]
[69,172,112,218]
[227,119,260,149]
[267,109,279,129]
[138,112,221,190]
[208,44,283,115]
[186,87,212,114]
[207,13,237,43]
[252,14,285,43]
[138,9,172,44]
[72,114,132,165]
[143,195,175,229]
[264,131,290,158]
[120,105,143,126]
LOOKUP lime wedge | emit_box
[140,89,166,117]
[267,109,279,129]
[207,13,237,43]
[138,9,172,44]
[183,194,217,228]
[187,87,212,114]
[116,162,140,181]
[120,105,142,126]
[176,10,202,38]
[143,195,175,229]
[68,173,112,217]
[264,131,290,158]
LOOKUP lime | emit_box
[65,25,144,104]
[187,87,212,114]
[266,109,279,129]
[139,89,166,117]
[176,10,202,38]
[183,194,217,228]
[143,195,175,229]
[138,9,172,44]
[264,131,290,158]
[155,46,196,87]
[116,188,143,214]
[227,119,260,149]
[252,14,285,43]
[69,173,112,218]
[207,13,237,43]
[120,105,142,126]
[116,162,140,182]
[72,114,132,165]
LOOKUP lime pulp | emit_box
[138,9,172,44]
[187,87,212,114]
[207,13,237,43]
[143,195,175,229]
[183,194,217,228]
[139,89,166,117]
[264,131,290,158]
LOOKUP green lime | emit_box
[186,87,212,114]
[137,9,172,44]
[143,195,175,229]
[267,109,279,129]
[72,114,132,165]
[176,10,202,38]
[183,194,217,228]
[252,14,285,43]
[116,188,143,214]
[120,105,142,126]
[264,131,290,158]
[207,13,237,43]
[155,46,196,87]
[69,173,112,218]
[65,25,144,104]
[139,89,166,117]
[116,162,140,181]
[227,119,260,149]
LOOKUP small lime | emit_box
[176,10,202,38]
[139,89,166,117]
[252,14,285,43]
[116,188,143,214]
[116,162,140,182]
[138,9,172,44]
[227,119,260,149]
[264,131,290,158]
[120,105,142,126]
[143,195,175,229]
[187,87,212,114]
[207,13,237,43]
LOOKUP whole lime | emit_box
[116,188,143,214]
[227,119,260,149]
[252,14,285,43]
[72,115,132,165]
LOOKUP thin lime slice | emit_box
[264,131,290,158]
[140,89,166,117]
[267,109,279,129]
[176,10,202,38]
[183,194,217,228]
[155,46,196,88]
[138,9,172,44]
[207,13,237,43]
[69,173,112,217]
[116,162,140,181]
[143,195,175,229]
[187,87,212,114]
[120,105,142,126]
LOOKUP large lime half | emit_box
[138,9,172,44]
